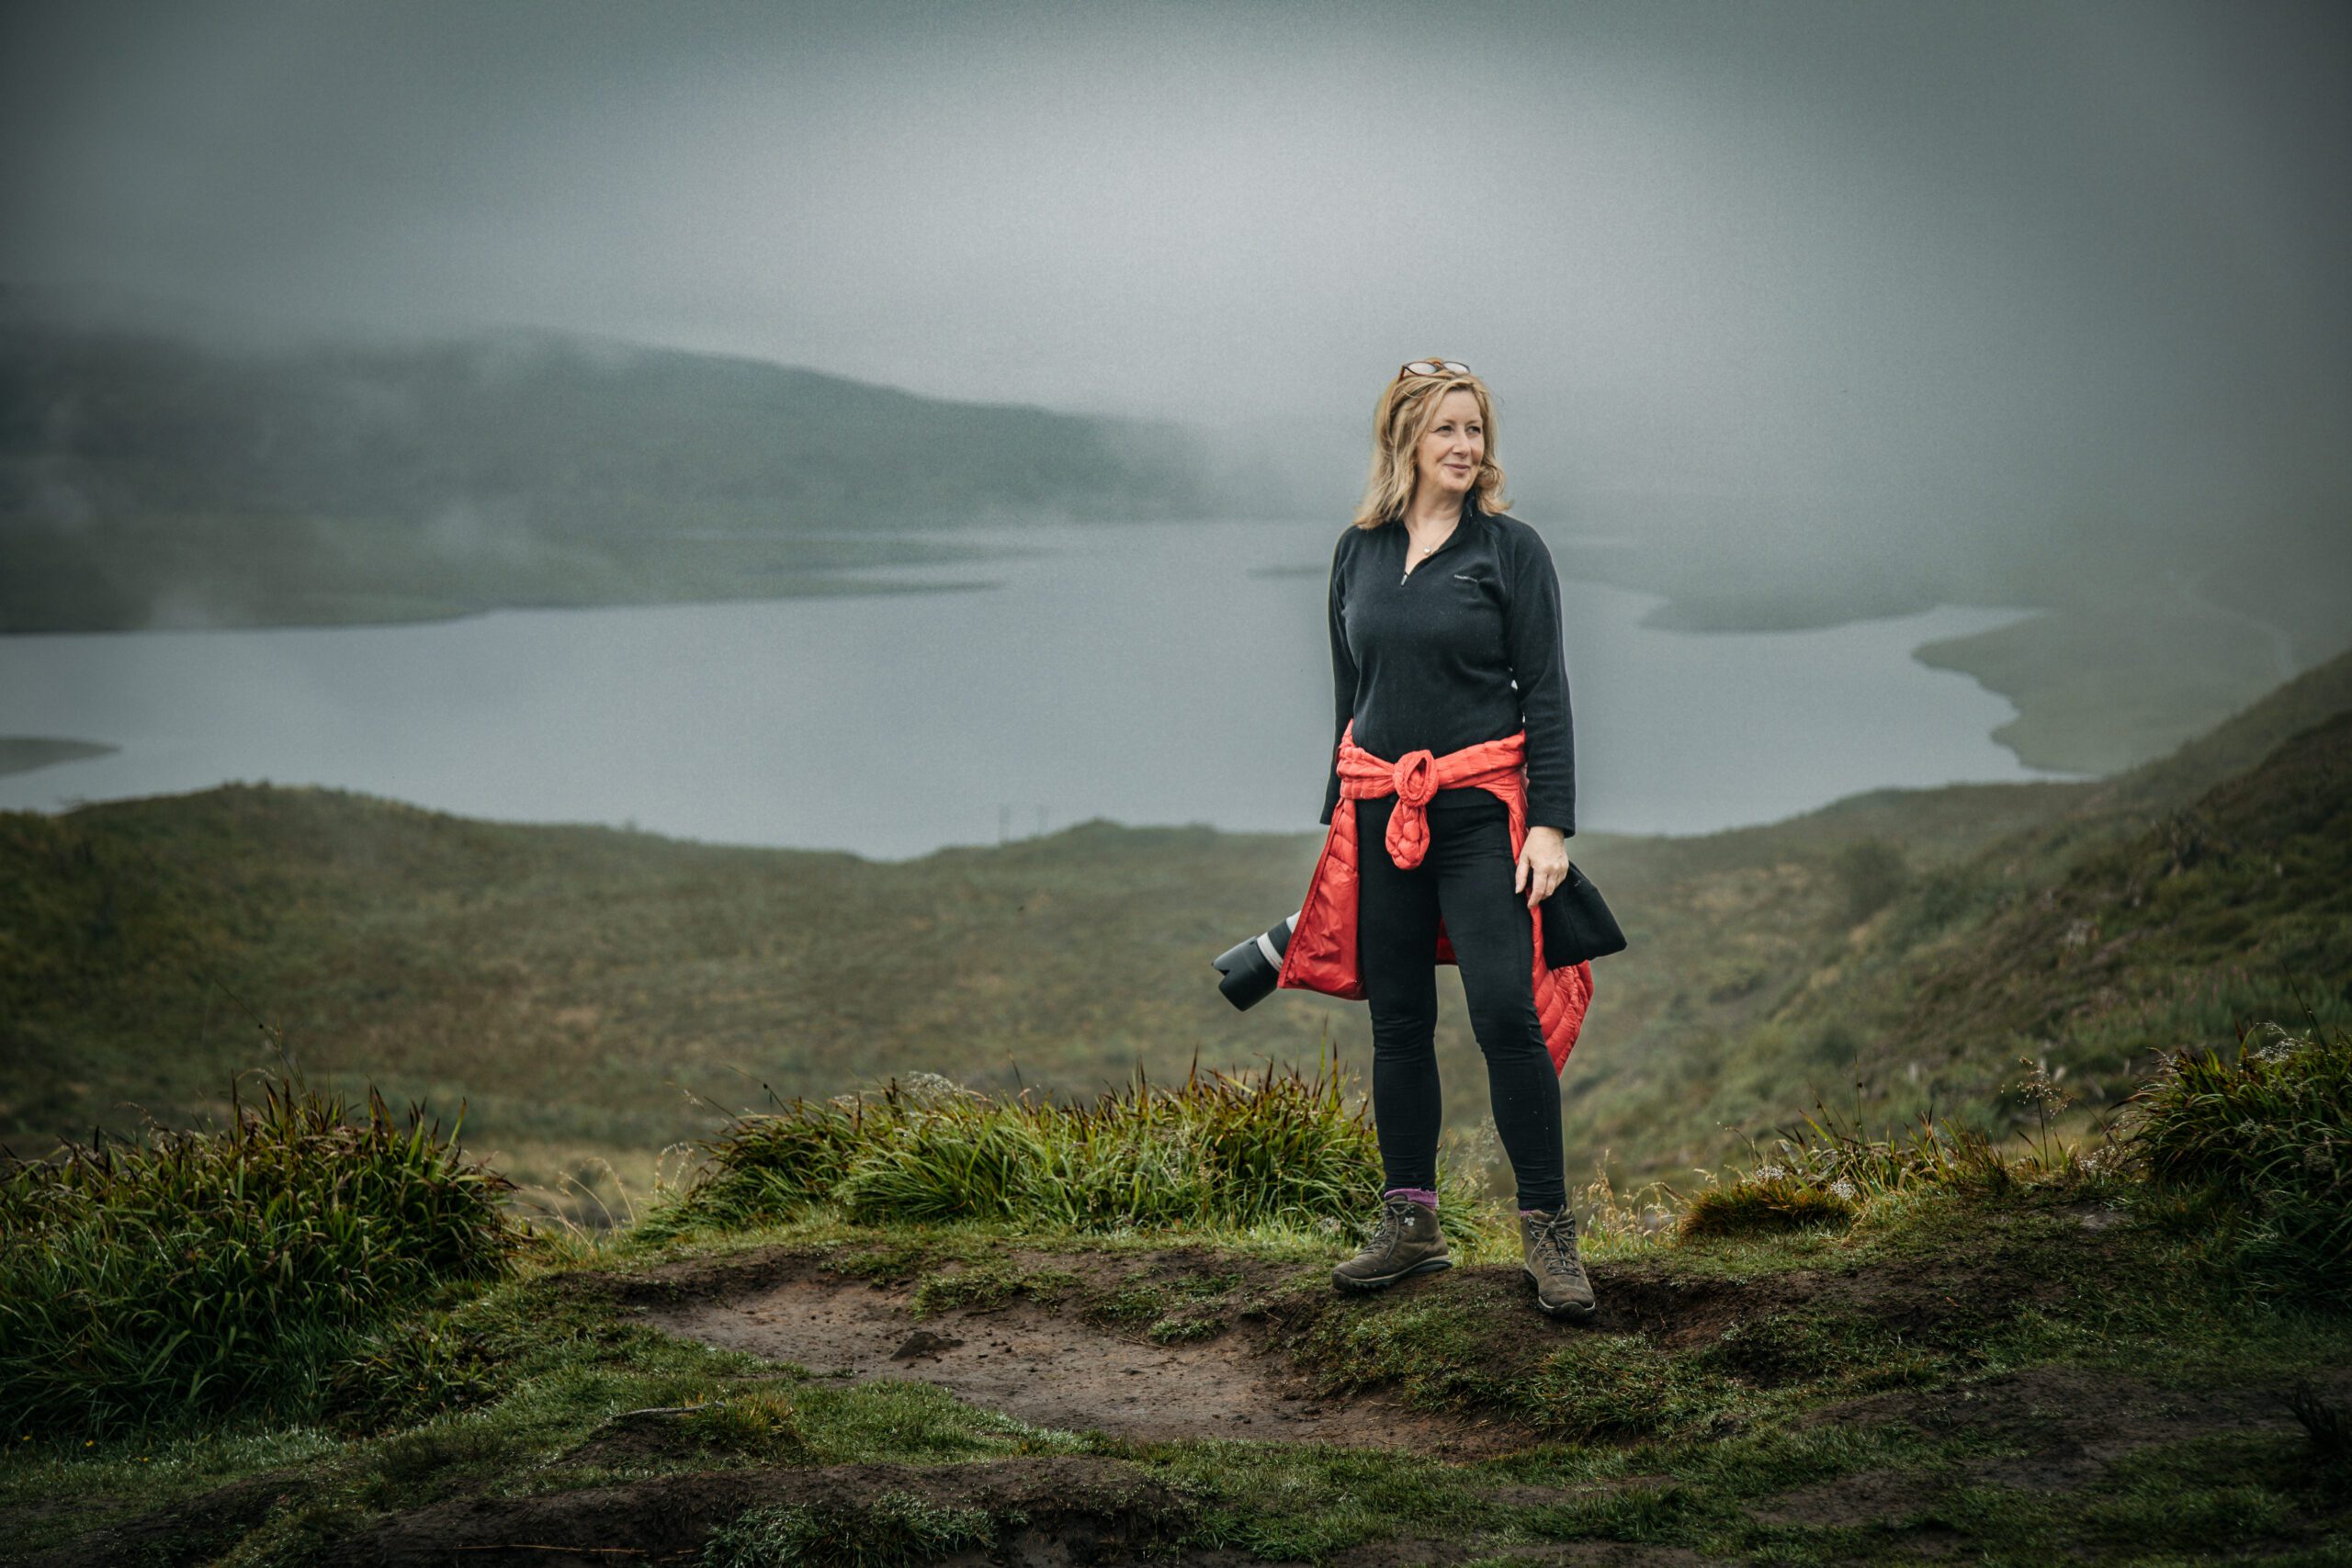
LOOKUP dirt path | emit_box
[627,1246,1517,1454]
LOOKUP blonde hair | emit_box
[1349,361,1511,528]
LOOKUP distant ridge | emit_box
[0,279,1218,536]
[2087,645,2352,815]
[0,281,1233,631]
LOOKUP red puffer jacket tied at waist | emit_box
[1275,719,1593,1074]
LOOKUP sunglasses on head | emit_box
[1398,359,1470,379]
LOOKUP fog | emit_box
[5,0,2346,529]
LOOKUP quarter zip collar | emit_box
[1391,503,1478,583]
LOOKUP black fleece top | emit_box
[1320,505,1577,835]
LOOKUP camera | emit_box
[1210,910,1302,1010]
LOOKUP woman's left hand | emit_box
[1516,825,1571,908]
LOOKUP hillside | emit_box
[0,282,1224,633]
[1577,705,2349,1179]
[1564,648,2352,1176]
[0,789,1347,1208]
[5,650,2349,1215]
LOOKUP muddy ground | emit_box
[624,1243,1516,1454]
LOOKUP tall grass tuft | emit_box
[644,1046,1389,1238]
[2115,1016,2350,1302]
[1673,1076,2053,1241]
[1678,1175,1856,1239]
[0,1071,525,1438]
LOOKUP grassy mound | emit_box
[0,1070,526,1438]
[639,1050,1490,1246]
[1676,1175,1856,1239]
[1638,1011,2351,1314]
[2123,1017,2351,1303]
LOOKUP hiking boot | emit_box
[1330,1196,1452,1292]
[1520,1207,1597,1321]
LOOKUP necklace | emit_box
[1399,525,1454,583]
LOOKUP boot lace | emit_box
[1367,1196,1422,1256]
[1527,1208,1581,1273]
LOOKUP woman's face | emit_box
[1411,388,1485,509]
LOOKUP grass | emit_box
[638,1049,1501,1253]
[3,1113,2347,1562]
[0,1059,526,1441]
[9,998,2342,1437]
[704,1491,1001,1568]
[1677,1176,1856,1239]
[2118,1015,2352,1303]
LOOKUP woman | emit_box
[1295,357,1596,1321]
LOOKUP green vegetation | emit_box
[1561,650,2352,1191]
[705,1491,1001,1568]
[2125,1019,2351,1303]
[1794,706,2350,1114]
[642,1052,1492,1246]
[1,1022,2345,1563]
[6,650,2349,1228]
[1690,1017,2352,1300]
[0,1068,523,1438]
[1676,1174,1857,1239]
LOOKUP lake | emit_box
[0,516,2070,859]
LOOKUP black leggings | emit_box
[1356,793,1567,1212]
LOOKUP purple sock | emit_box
[1384,1187,1439,1211]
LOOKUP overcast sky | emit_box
[4,0,2346,523]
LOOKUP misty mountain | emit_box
[0,282,1239,627]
